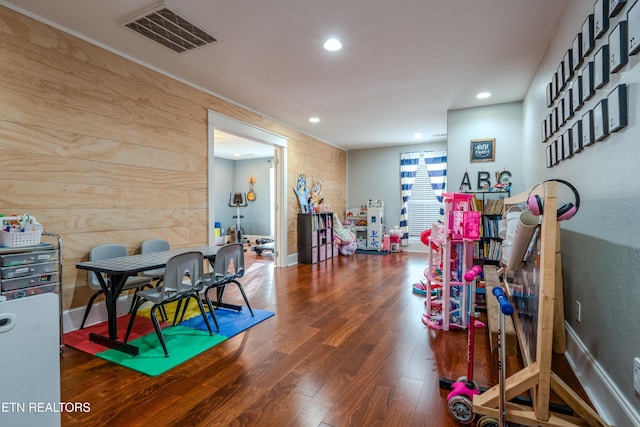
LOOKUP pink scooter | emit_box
[446,265,483,424]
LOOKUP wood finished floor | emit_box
[60,250,586,427]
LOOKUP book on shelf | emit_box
[483,198,505,215]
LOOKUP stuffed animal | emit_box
[308,178,324,212]
[332,214,357,256]
[294,174,310,213]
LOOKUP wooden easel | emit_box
[472,181,612,427]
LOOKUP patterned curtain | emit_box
[399,151,448,246]
[399,152,420,245]
[424,151,448,222]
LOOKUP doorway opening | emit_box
[207,111,288,267]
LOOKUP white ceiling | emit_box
[3,0,567,151]
[214,130,274,160]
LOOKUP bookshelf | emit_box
[469,190,510,265]
[297,213,334,264]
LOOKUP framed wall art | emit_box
[470,139,495,162]
[593,44,610,89]
[609,20,628,73]
[610,0,627,17]
[572,120,584,153]
[593,99,609,141]
[628,0,640,55]
[582,14,596,56]
[607,83,628,132]
[572,32,584,70]
[582,109,595,147]
[571,76,584,112]
[562,129,573,159]
[594,0,610,39]
[581,61,595,101]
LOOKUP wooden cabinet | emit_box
[297,213,334,264]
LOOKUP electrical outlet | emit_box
[634,358,640,394]
[575,300,582,323]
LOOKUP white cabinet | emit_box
[0,293,61,427]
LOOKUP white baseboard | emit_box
[62,295,133,334]
[565,323,640,427]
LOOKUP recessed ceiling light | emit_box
[413,133,423,139]
[323,38,342,51]
[476,92,492,99]
[309,117,320,123]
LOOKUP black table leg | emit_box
[89,274,139,356]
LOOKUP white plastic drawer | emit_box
[1,272,59,291]
[1,283,57,300]
[1,261,57,279]
[0,250,57,267]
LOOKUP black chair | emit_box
[124,251,213,357]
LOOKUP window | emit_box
[407,162,440,239]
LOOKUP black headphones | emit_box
[527,179,580,221]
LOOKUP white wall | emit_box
[347,141,447,229]
[523,1,640,424]
[447,102,525,195]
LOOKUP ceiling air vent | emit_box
[120,3,221,53]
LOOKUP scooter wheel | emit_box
[454,376,480,391]
[477,416,499,427]
[447,394,475,424]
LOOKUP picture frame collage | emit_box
[542,0,636,168]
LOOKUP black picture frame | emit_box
[572,120,584,153]
[593,99,609,141]
[562,129,573,159]
[594,0,610,39]
[563,49,574,83]
[582,14,596,57]
[593,45,610,89]
[607,84,628,132]
[628,0,640,55]
[582,110,595,147]
[573,33,584,70]
[609,21,628,73]
[470,139,495,162]
[581,61,595,101]
[564,91,574,120]
[571,76,584,112]
[609,0,627,17]
[557,62,566,91]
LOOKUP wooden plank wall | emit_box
[0,6,346,310]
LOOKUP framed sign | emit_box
[470,138,495,162]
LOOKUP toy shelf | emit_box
[422,193,481,331]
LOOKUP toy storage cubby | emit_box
[297,212,334,264]
[422,193,480,331]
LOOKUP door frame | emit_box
[207,110,288,267]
